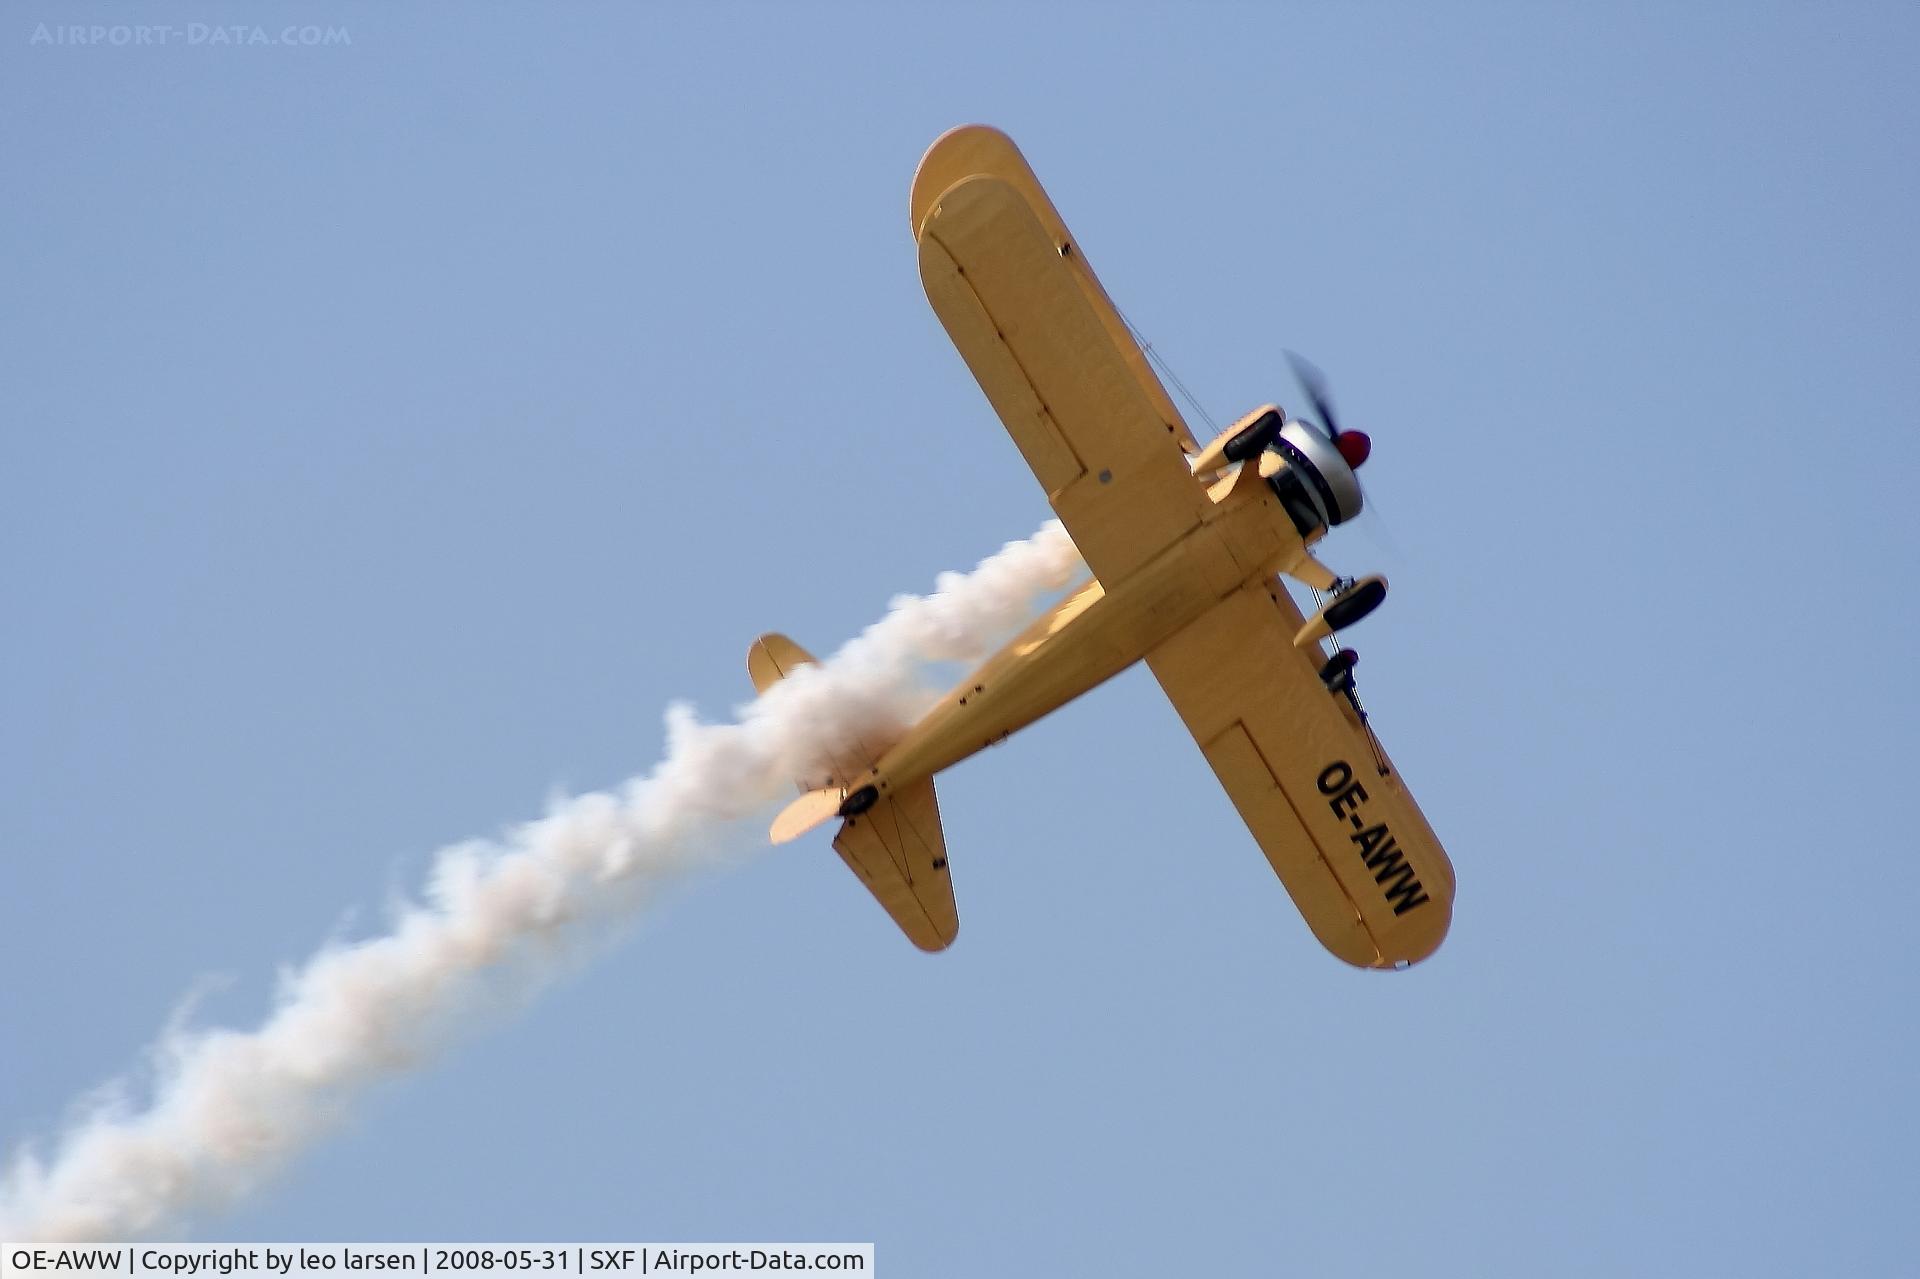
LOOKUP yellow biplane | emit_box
[751,126,1455,969]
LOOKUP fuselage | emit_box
[843,428,1334,809]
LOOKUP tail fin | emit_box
[748,632,818,696]
[749,632,959,951]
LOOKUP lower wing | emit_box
[1143,582,1455,968]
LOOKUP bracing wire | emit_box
[1116,304,1216,432]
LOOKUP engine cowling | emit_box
[1271,420,1365,528]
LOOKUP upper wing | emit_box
[915,145,1210,586]
[910,126,1201,458]
[1144,581,1456,968]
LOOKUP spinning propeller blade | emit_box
[1286,350,1371,470]
[1286,350,1342,439]
[1284,350,1403,558]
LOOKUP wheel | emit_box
[839,785,880,817]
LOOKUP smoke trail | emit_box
[0,522,1083,1242]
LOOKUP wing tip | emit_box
[910,123,1032,239]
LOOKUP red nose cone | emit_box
[1334,430,1372,469]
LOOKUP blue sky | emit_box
[4,2,1918,1273]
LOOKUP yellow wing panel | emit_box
[918,233,1083,496]
[1144,581,1455,968]
[917,174,1210,586]
[910,124,1201,457]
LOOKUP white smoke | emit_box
[0,521,1083,1242]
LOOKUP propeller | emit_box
[1285,350,1403,560]
[1285,350,1371,470]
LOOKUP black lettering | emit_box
[1362,836,1402,876]
[1317,760,1353,794]
[1363,841,1431,914]
[1382,873,1431,916]
[1349,826,1433,916]
[1350,822,1391,859]
[1330,780,1368,819]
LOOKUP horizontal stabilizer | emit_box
[771,787,842,845]
[750,630,960,949]
[834,776,957,952]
